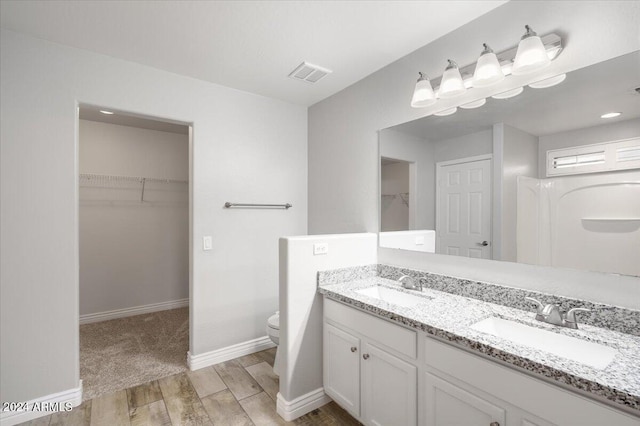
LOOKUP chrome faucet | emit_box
[398,275,422,291]
[525,297,591,329]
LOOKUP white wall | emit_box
[538,117,640,177]
[380,129,434,230]
[380,162,410,231]
[433,128,493,163]
[0,29,307,403]
[308,1,640,306]
[278,233,377,419]
[79,120,188,316]
[500,124,539,262]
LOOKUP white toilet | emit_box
[266,311,282,376]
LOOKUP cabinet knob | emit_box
[363,354,370,360]
[489,422,500,426]
[350,346,357,353]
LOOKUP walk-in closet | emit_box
[78,107,190,400]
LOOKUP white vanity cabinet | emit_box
[323,298,418,425]
[423,338,639,426]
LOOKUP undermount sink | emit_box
[356,286,430,308]
[471,317,617,370]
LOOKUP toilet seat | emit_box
[267,312,279,345]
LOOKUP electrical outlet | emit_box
[313,242,329,255]
[203,236,212,251]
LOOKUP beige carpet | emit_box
[80,307,189,400]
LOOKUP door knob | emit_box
[478,241,489,246]
[363,354,370,360]
[489,422,500,426]
[350,347,357,353]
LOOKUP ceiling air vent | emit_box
[288,62,332,84]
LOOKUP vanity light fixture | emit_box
[460,98,487,109]
[99,110,114,115]
[512,25,551,75]
[410,25,562,109]
[601,112,622,119]
[529,73,567,89]
[491,87,524,99]
[473,44,504,88]
[438,60,466,98]
[434,107,457,116]
[410,73,437,107]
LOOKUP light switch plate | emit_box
[313,242,329,255]
[203,236,213,251]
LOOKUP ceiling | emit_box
[0,0,506,107]
[388,51,640,142]
[79,106,189,135]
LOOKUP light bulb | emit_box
[460,99,486,109]
[434,107,457,116]
[473,44,504,88]
[438,60,466,98]
[410,73,436,108]
[491,87,524,99]
[529,74,566,89]
[512,25,550,75]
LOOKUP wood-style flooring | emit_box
[19,348,360,426]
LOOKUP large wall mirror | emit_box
[379,51,640,277]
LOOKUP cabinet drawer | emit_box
[324,298,417,359]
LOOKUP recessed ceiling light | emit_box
[99,110,114,115]
[601,112,621,119]
[434,107,457,116]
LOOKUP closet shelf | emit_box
[79,173,188,203]
[581,218,640,222]
[80,173,187,185]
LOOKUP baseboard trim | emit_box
[276,388,331,421]
[187,336,275,371]
[80,298,189,324]
[0,381,82,426]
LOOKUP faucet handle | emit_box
[525,296,544,312]
[564,307,591,329]
[525,297,546,321]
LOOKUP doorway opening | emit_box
[77,105,192,400]
[380,157,416,231]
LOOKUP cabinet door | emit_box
[362,342,417,426]
[324,323,361,418]
[424,372,506,426]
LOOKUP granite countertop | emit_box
[318,276,640,413]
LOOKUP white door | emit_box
[436,156,492,258]
[424,372,505,426]
[324,323,361,418]
[362,342,417,426]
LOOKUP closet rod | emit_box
[224,202,292,209]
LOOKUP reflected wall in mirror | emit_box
[379,51,640,276]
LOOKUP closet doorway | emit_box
[77,106,191,400]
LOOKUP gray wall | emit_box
[433,128,493,163]
[309,2,640,305]
[538,117,640,177]
[79,120,189,316]
[500,124,539,262]
[1,29,307,402]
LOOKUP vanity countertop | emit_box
[318,276,640,413]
